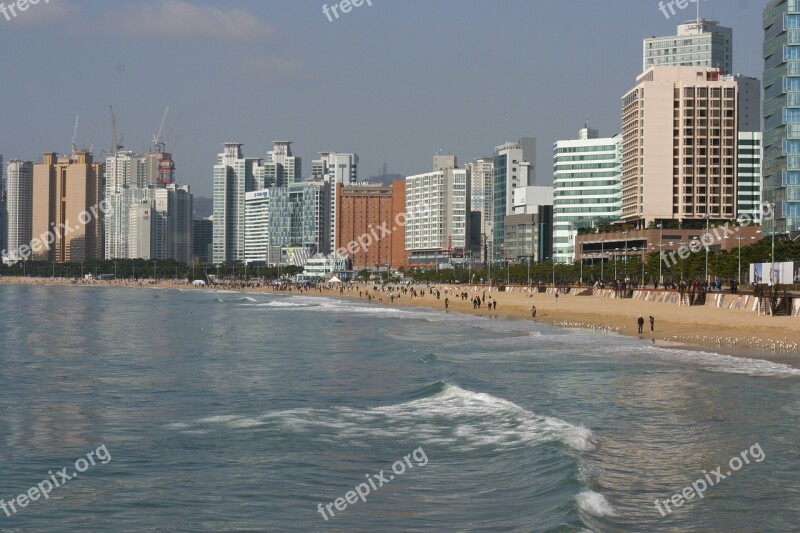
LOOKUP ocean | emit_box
[1,284,798,532]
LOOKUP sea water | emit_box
[1,284,798,531]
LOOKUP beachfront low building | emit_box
[575,226,762,280]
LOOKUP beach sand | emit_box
[4,276,800,367]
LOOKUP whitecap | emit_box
[575,490,616,517]
[196,415,240,423]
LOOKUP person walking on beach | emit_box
[531,305,536,318]
[637,315,644,334]
[445,298,449,310]
[649,315,655,332]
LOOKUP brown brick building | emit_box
[335,180,407,270]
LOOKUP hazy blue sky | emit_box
[0,0,764,196]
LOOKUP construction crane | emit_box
[152,106,169,153]
[109,105,124,153]
[70,115,79,160]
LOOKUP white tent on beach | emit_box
[328,276,342,283]
[192,279,206,286]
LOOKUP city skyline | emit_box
[0,0,763,197]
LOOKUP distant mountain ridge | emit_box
[194,197,213,219]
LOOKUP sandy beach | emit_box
[4,275,800,367]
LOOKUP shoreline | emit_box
[4,276,800,368]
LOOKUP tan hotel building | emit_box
[335,180,406,270]
[32,151,103,262]
[621,67,740,226]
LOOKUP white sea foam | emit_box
[228,417,264,428]
[257,301,313,308]
[615,344,800,378]
[575,490,616,517]
[196,415,240,423]
[173,383,595,453]
[234,296,258,303]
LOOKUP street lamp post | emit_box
[527,256,531,285]
[640,248,645,284]
[770,202,776,285]
[623,230,628,279]
[704,215,710,284]
[657,223,663,286]
[600,238,605,281]
[153,261,157,280]
[734,235,756,284]
[678,240,687,281]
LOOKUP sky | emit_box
[0,0,765,197]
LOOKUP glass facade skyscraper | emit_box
[764,0,800,233]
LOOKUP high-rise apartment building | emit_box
[465,157,494,262]
[553,127,622,264]
[738,132,763,223]
[405,156,470,265]
[644,19,733,74]
[0,155,5,254]
[212,143,262,263]
[145,142,176,186]
[493,138,535,260]
[128,201,153,259]
[244,190,271,265]
[735,75,762,133]
[504,185,554,263]
[104,149,191,261]
[312,152,358,182]
[106,187,153,260]
[6,159,33,259]
[763,0,800,233]
[269,182,328,265]
[621,67,741,225]
[312,151,359,258]
[155,184,193,263]
[192,218,213,264]
[264,141,301,187]
[31,151,103,262]
[334,181,406,270]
